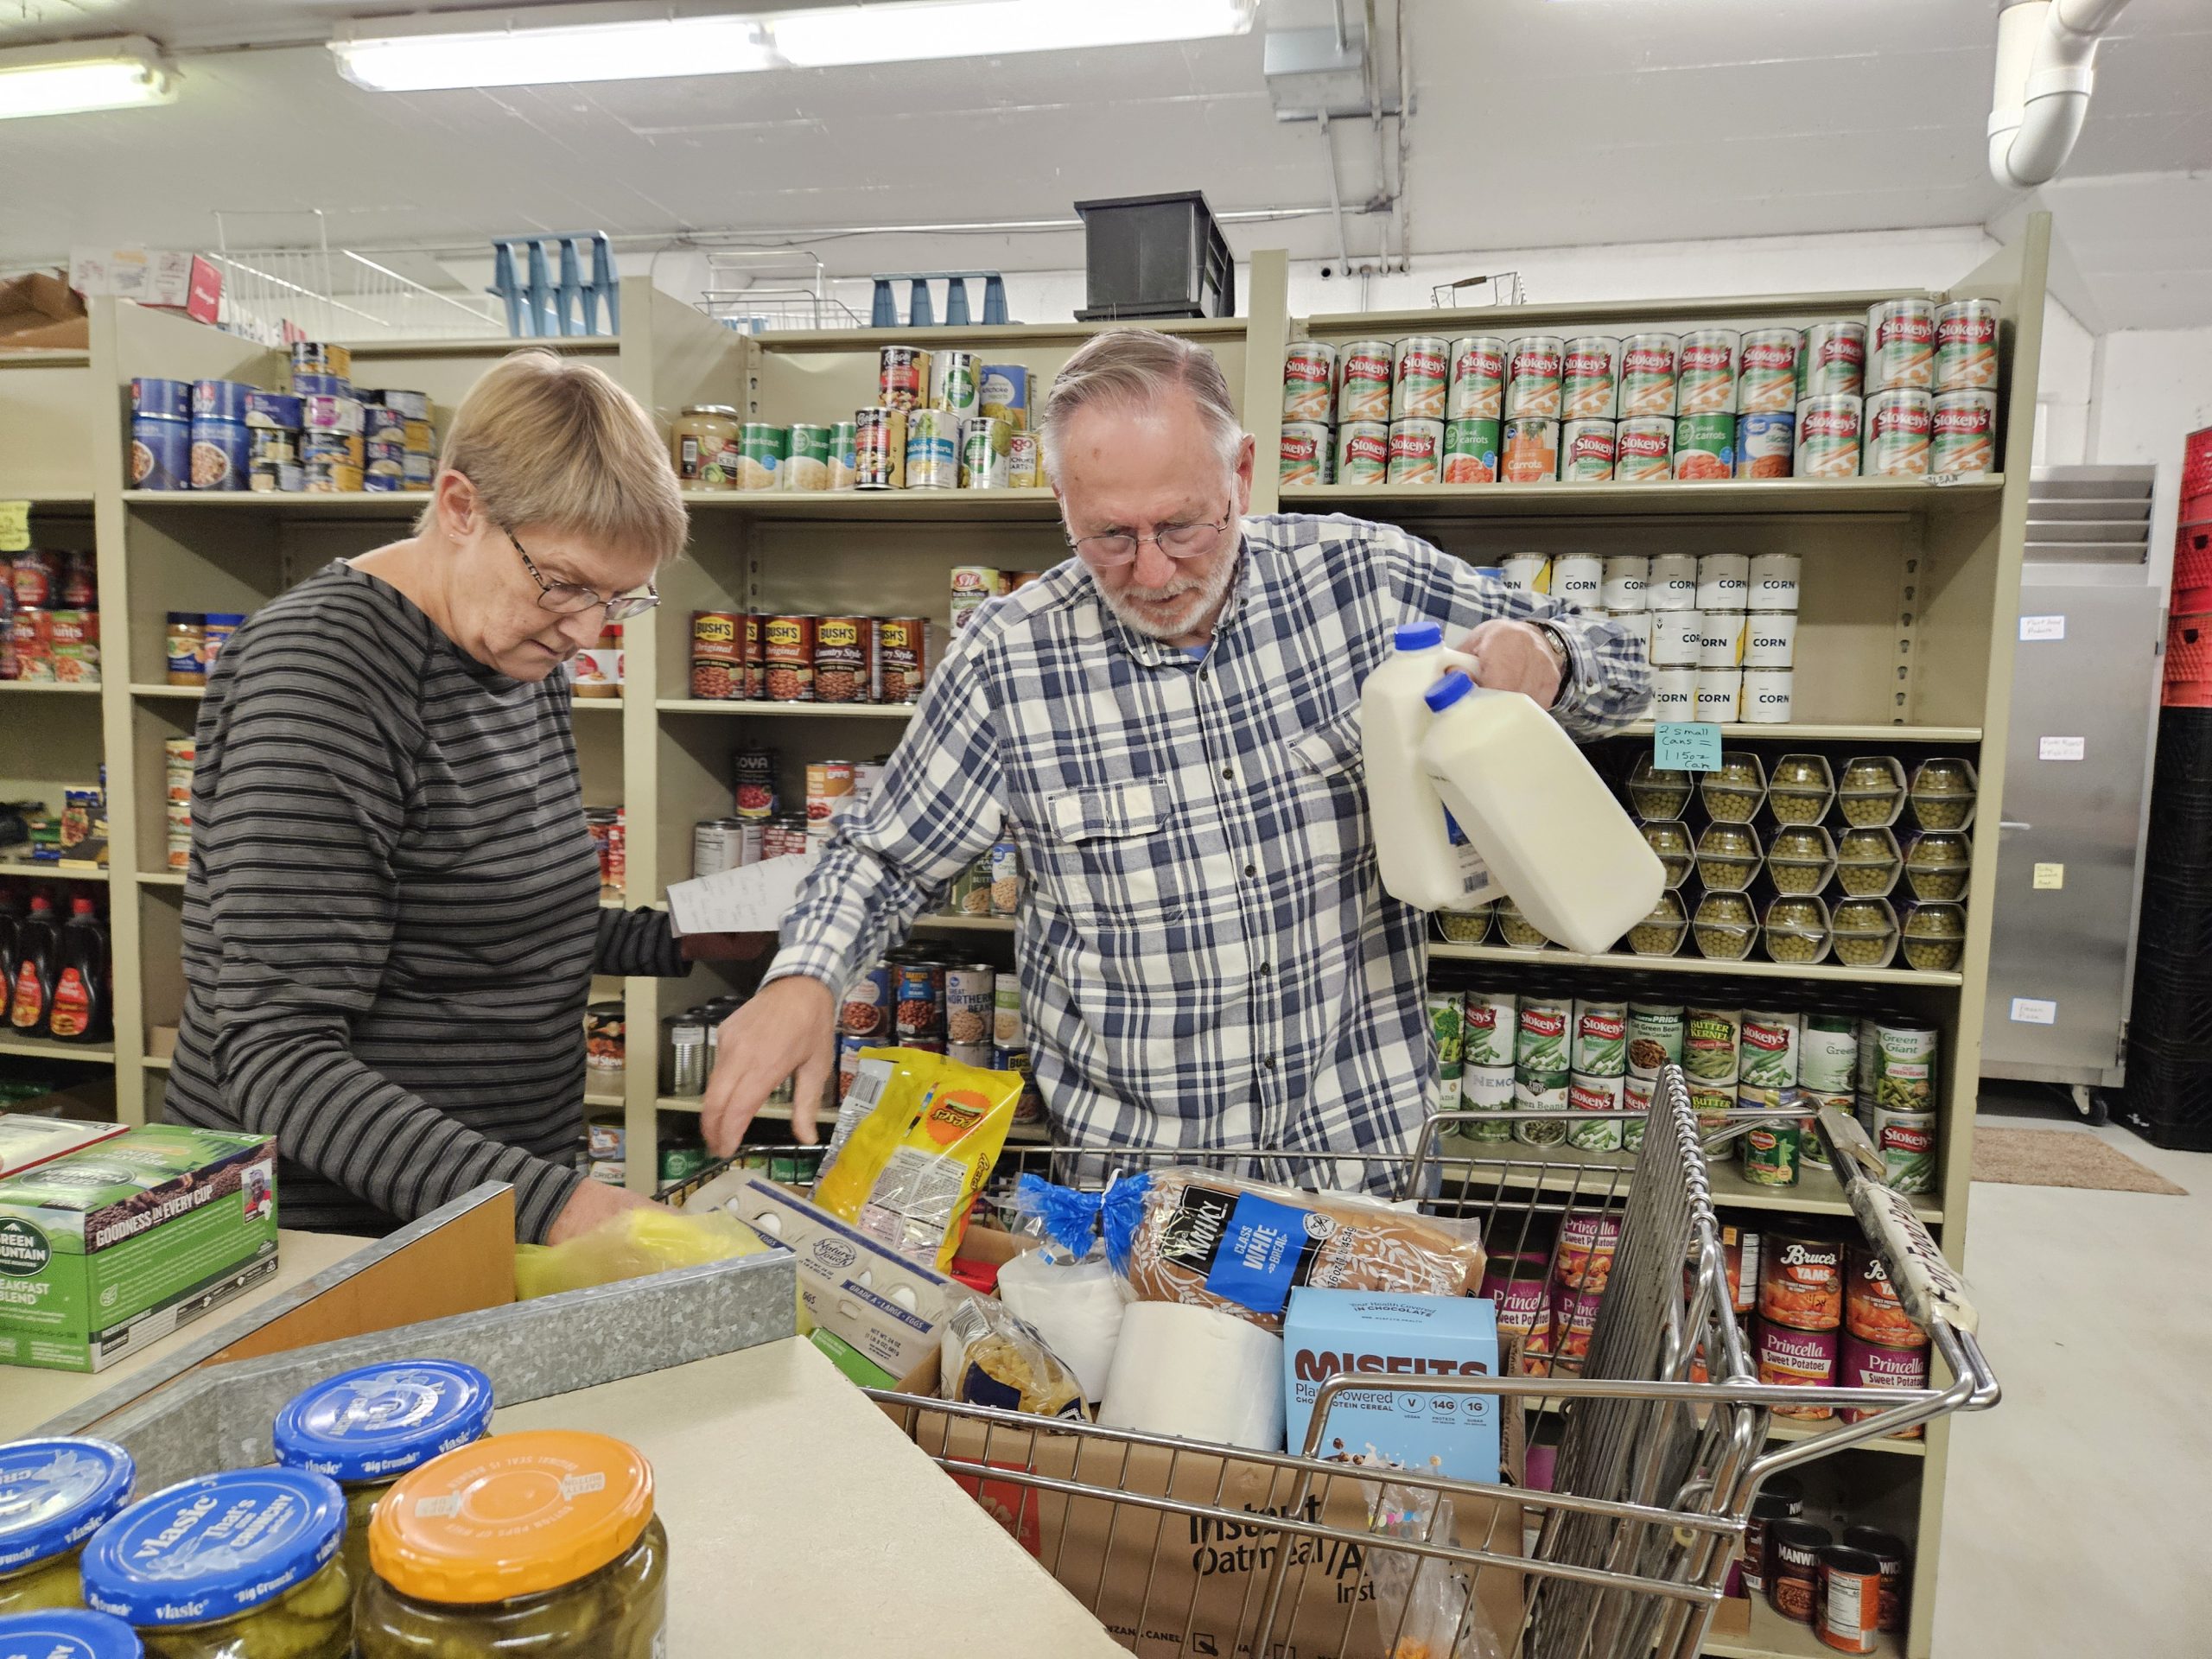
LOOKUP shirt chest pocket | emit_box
[1286,710,1371,875]
[1031,779,1186,929]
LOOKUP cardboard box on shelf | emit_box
[0,271,87,351]
[0,1124,279,1372]
[0,1114,127,1179]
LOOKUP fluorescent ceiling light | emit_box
[0,35,175,119]
[334,1,1255,92]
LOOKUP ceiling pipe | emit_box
[1987,0,2132,189]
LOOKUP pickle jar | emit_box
[0,1438,136,1617]
[80,1468,352,1659]
[356,1431,667,1659]
[0,1608,143,1656]
[271,1359,495,1594]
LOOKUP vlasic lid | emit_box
[370,1431,654,1605]
[80,1469,345,1628]
[0,1609,143,1659]
[271,1359,495,1483]
[0,1437,136,1573]
[0,1618,143,1654]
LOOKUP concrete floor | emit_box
[1934,1090,2212,1656]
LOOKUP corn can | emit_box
[1447,336,1507,419]
[1794,395,1863,480]
[1618,333,1680,418]
[1504,335,1564,418]
[930,349,981,416]
[1385,418,1444,485]
[1866,299,1936,392]
[1674,411,1734,480]
[1281,341,1337,423]
[879,346,930,412]
[1337,340,1393,423]
[1614,416,1674,481]
[1560,418,1616,483]
[1390,335,1451,421]
[1676,329,1739,416]
[1443,417,1500,485]
[979,363,1029,429]
[1930,391,1998,475]
[1006,431,1041,487]
[1280,422,1332,486]
[1738,328,1802,414]
[1560,335,1620,420]
[905,408,960,489]
[1501,417,1558,483]
[784,423,833,492]
[959,415,1011,488]
[1866,390,1933,478]
[1336,420,1390,486]
[1935,298,2000,391]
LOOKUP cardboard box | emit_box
[0,271,87,351]
[0,1125,279,1372]
[688,1172,954,1382]
[0,1114,127,1179]
[1285,1289,1503,1484]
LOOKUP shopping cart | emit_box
[675,1067,1996,1659]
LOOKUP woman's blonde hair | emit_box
[421,350,687,566]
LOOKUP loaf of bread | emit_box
[1102,1171,1487,1332]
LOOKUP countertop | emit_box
[493,1338,1127,1657]
[4,1230,366,1440]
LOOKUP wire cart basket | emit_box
[676,1068,1994,1659]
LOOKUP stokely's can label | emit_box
[1515,1001,1570,1073]
[1866,299,1936,392]
[1794,395,1863,480]
[1614,416,1674,481]
[1279,422,1332,486]
[1390,336,1450,421]
[1935,298,2000,391]
[1336,420,1390,485]
[1802,320,1867,399]
[1735,410,1796,480]
[1281,340,1337,423]
[1739,1010,1800,1090]
[1866,390,1934,477]
[1500,417,1559,484]
[1443,417,1500,484]
[1930,391,1998,475]
[1673,411,1734,480]
[1618,333,1680,418]
[1572,1001,1627,1076]
[1873,1106,1937,1194]
[1675,329,1739,416]
[1567,1072,1625,1152]
[1504,335,1565,418]
[1462,990,1516,1068]
[1560,335,1620,420]
[1336,340,1393,423]
[1559,418,1616,483]
[1447,336,1507,418]
[1738,328,1802,414]
[1385,418,1444,485]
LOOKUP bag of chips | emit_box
[939,1292,1088,1421]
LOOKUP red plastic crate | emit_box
[2165,611,2212,706]
[2183,426,2212,502]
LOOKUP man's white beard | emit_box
[1098,551,1240,641]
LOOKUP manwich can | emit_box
[1504,336,1565,418]
[1447,336,1508,419]
[1337,340,1393,423]
[1282,340,1337,423]
[1390,336,1451,421]
[1337,420,1390,485]
[1618,333,1680,418]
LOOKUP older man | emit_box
[702,327,1649,1189]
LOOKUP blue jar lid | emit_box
[0,1609,143,1659]
[80,1469,345,1628]
[1392,620,1443,651]
[202,613,249,628]
[0,1438,136,1573]
[1423,670,1475,713]
[271,1359,495,1484]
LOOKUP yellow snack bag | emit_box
[513,1205,769,1300]
[812,1046,1020,1272]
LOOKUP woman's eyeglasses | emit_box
[1065,507,1236,569]
[506,526,660,622]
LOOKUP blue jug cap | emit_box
[1392,621,1443,652]
[1424,671,1475,713]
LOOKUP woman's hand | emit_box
[1459,619,1568,708]
[547,1175,658,1245]
[702,976,836,1156]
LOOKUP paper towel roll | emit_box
[996,1249,1127,1403]
[1098,1302,1285,1451]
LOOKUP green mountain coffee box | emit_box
[0,1125,279,1372]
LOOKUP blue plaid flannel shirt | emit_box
[767,512,1650,1192]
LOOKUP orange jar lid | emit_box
[367,1430,654,1605]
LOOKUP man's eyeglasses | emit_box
[506,526,660,622]
[1065,507,1236,569]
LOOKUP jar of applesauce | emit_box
[0,1438,137,1616]
[671,405,742,489]
[80,1468,352,1658]
[270,1359,494,1595]
[355,1431,666,1659]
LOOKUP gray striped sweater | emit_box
[165,560,684,1242]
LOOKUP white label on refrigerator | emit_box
[2038,735,2086,761]
[2032,861,2066,890]
[2009,997,2058,1026]
[2019,614,2066,642]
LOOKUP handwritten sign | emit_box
[1652,721,1722,773]
[0,502,29,555]
[2019,614,2066,642]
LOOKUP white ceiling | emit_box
[1,0,2208,328]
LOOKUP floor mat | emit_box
[1971,1128,2189,1195]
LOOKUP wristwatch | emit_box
[1535,623,1572,706]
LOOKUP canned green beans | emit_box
[1573,1000,1627,1075]
[1868,1022,1939,1111]
[1462,989,1516,1067]
[1567,1072,1625,1151]
[1516,999,1571,1073]
[1872,1104,1936,1193]
[1739,1009,1800,1090]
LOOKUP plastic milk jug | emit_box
[1362,622,1499,912]
[1415,670,1665,954]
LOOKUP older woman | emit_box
[165,351,699,1245]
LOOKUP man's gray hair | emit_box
[1039,327,1244,485]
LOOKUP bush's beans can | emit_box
[732,746,778,819]
[1601,555,1649,611]
[762,614,816,702]
[1280,422,1332,485]
[1552,553,1602,608]
[1873,1105,1936,1193]
[1443,417,1500,484]
[784,423,834,492]
[690,610,744,700]
[894,963,944,1039]
[1560,335,1620,420]
[1614,416,1674,481]
[737,423,786,491]
[959,415,1011,488]
[1385,418,1444,484]
[1795,395,1863,479]
[1735,411,1795,479]
[813,616,870,702]
[1866,389,1933,477]
[828,421,858,490]
[1336,420,1390,485]
[1618,333,1679,417]
[1567,1072,1624,1151]
[855,407,906,489]
[1447,335,1507,418]
[1739,1009,1800,1090]
[905,408,960,489]
[1337,340,1393,423]
[1741,1118,1802,1186]
[1675,329,1739,416]
[1390,336,1450,421]
[1501,417,1559,483]
[1504,335,1564,418]
[1802,320,1867,400]
[1007,431,1041,487]
[1931,390,1998,474]
[1461,989,1516,1068]
[1737,328,1802,414]
[1674,411,1733,480]
[1572,999,1627,1075]
[1866,299,1936,392]
[1935,297,2000,391]
[739,613,765,700]
[1559,419,1616,482]
[928,349,980,416]
[1281,341,1337,423]
[1841,1527,1913,1631]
